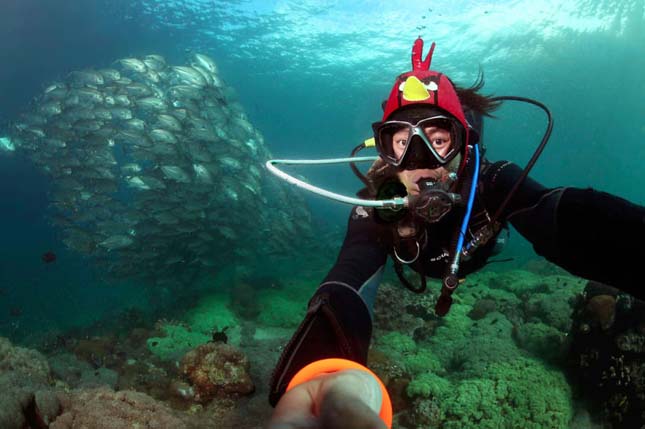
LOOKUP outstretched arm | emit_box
[481,161,645,300]
[269,206,390,406]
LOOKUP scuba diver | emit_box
[265,38,645,429]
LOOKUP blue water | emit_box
[0,0,644,338]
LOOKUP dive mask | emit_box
[372,115,466,170]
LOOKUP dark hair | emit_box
[453,71,501,117]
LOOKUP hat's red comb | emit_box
[411,37,435,71]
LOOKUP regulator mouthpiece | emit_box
[410,181,462,224]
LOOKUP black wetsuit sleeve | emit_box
[268,207,390,406]
[481,161,645,300]
[322,207,391,287]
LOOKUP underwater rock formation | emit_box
[179,342,254,403]
[568,280,645,427]
[50,387,187,429]
[0,337,59,429]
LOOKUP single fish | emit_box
[173,66,207,87]
[41,251,57,263]
[99,235,134,250]
[0,137,15,152]
[193,53,219,74]
[161,165,191,183]
[119,58,147,73]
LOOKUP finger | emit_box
[267,380,320,429]
[318,370,387,429]
[320,389,387,429]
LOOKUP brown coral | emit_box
[50,387,187,429]
[586,294,617,331]
[179,343,254,403]
[0,336,51,382]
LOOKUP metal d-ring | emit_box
[393,240,421,264]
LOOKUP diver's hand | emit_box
[267,369,387,429]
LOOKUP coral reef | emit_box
[373,280,439,336]
[0,337,59,429]
[567,281,645,427]
[0,336,51,379]
[179,342,254,403]
[146,323,210,361]
[513,322,567,363]
[444,357,573,428]
[50,387,187,429]
[184,294,238,337]
[370,268,588,427]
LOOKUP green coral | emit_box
[146,324,210,361]
[430,312,522,378]
[407,371,451,399]
[514,322,566,362]
[525,276,584,332]
[428,303,474,355]
[421,357,573,429]
[257,292,306,328]
[442,378,502,429]
[402,347,443,375]
[375,269,578,428]
[184,293,237,334]
[377,331,417,354]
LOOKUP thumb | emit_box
[319,370,388,429]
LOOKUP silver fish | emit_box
[117,130,151,147]
[219,156,242,172]
[126,176,151,190]
[69,70,105,86]
[43,85,69,100]
[43,138,66,148]
[193,53,219,74]
[140,175,166,190]
[115,77,133,85]
[155,114,182,132]
[93,108,113,120]
[124,83,152,98]
[143,55,167,71]
[145,69,161,83]
[173,66,207,87]
[119,58,147,73]
[40,101,62,116]
[0,137,15,152]
[74,120,103,133]
[99,69,121,82]
[99,235,134,250]
[137,97,167,110]
[110,108,133,120]
[124,118,146,131]
[149,129,177,144]
[193,163,213,184]
[73,87,104,104]
[114,94,132,106]
[154,211,179,225]
[161,165,191,183]
[65,107,96,121]
[190,64,214,86]
[168,85,201,100]
[121,163,142,175]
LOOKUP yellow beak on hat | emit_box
[401,76,430,101]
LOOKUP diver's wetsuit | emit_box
[268,160,645,406]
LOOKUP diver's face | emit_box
[391,126,452,160]
[392,125,454,196]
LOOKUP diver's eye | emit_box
[431,138,449,147]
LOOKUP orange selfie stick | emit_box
[286,358,393,428]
